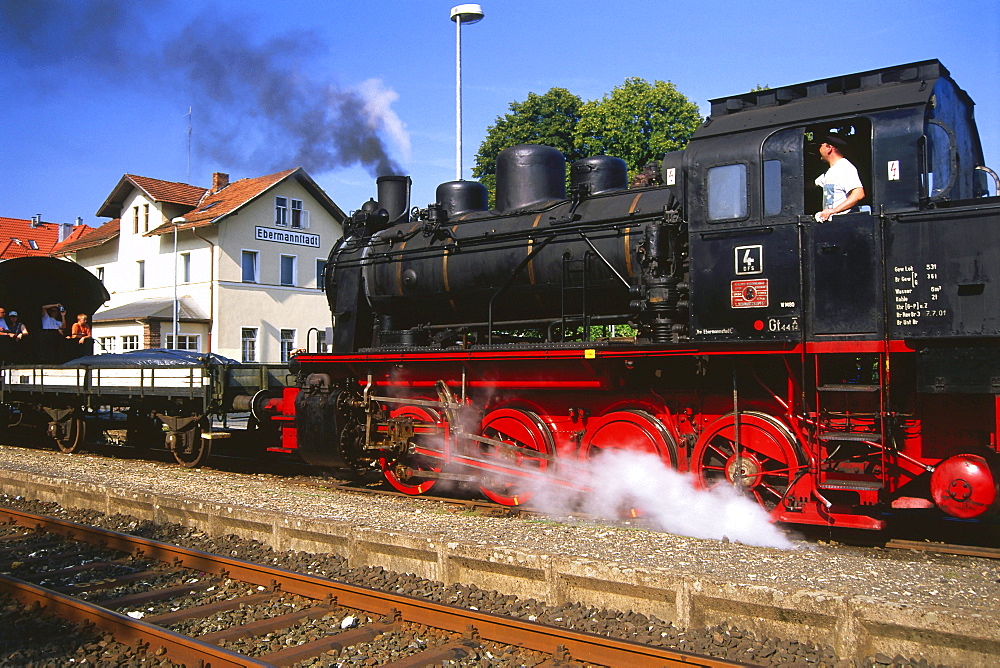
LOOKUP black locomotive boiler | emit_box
[283,59,1000,530]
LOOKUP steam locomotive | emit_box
[2,60,998,531]
[286,59,1000,529]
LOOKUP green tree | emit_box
[472,87,585,205]
[574,78,702,181]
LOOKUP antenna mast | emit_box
[186,107,193,183]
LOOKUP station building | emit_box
[54,169,345,363]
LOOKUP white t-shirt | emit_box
[815,158,863,212]
[41,313,63,330]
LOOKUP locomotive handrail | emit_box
[487,234,557,344]
[577,231,631,289]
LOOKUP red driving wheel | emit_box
[579,410,677,466]
[478,408,554,506]
[378,405,443,496]
[578,410,677,517]
[692,412,803,511]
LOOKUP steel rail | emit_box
[884,539,1000,560]
[0,506,745,667]
[0,572,270,668]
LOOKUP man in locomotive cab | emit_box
[814,134,865,222]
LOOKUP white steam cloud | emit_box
[515,450,796,549]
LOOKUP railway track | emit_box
[0,506,744,667]
[883,539,1000,560]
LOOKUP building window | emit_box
[315,259,326,290]
[137,260,145,288]
[133,205,140,234]
[280,328,296,363]
[280,255,297,287]
[290,199,309,228]
[181,252,191,283]
[275,197,288,226]
[98,336,115,353]
[95,266,105,282]
[121,335,139,351]
[143,203,150,232]
[241,328,258,362]
[241,250,259,283]
[316,329,327,353]
[707,163,748,221]
[165,334,200,351]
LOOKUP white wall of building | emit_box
[74,173,342,363]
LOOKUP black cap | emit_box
[821,134,848,152]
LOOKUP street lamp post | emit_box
[170,217,186,349]
[450,4,484,181]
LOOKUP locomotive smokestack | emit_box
[376,175,412,226]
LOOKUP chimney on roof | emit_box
[75,217,83,226]
[30,214,40,228]
[212,172,230,193]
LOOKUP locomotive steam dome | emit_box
[495,144,566,212]
[570,155,629,194]
[436,180,489,216]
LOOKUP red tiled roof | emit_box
[0,216,61,259]
[51,219,120,256]
[147,168,300,234]
[97,175,207,218]
[127,175,207,207]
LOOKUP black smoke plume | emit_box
[0,0,407,178]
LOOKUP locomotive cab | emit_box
[684,60,999,345]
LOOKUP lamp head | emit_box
[450,4,484,24]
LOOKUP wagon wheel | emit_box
[378,405,443,496]
[54,414,87,454]
[579,410,677,517]
[478,408,554,507]
[691,412,804,512]
[168,417,212,468]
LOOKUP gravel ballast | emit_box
[0,443,998,665]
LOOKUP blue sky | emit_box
[1,0,998,227]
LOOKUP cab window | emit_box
[707,163,748,221]
[923,120,953,198]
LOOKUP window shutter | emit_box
[300,209,310,229]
